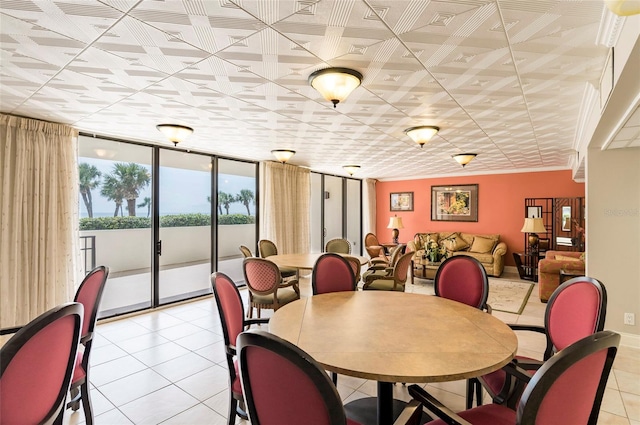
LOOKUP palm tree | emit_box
[218,191,234,215]
[137,196,151,217]
[236,189,255,216]
[101,174,125,217]
[78,163,101,218]
[110,163,151,216]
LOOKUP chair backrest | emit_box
[1,302,83,425]
[434,255,489,310]
[364,233,384,258]
[312,253,356,295]
[343,255,362,285]
[388,243,406,266]
[239,245,254,258]
[258,239,278,258]
[75,266,109,340]
[392,251,415,286]
[517,330,619,425]
[211,272,245,353]
[543,276,607,359]
[325,238,351,254]
[238,329,348,425]
[243,257,282,295]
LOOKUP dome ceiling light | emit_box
[156,124,194,146]
[308,67,363,108]
[404,126,440,148]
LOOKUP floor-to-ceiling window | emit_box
[78,135,258,318]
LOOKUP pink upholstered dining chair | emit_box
[312,253,356,295]
[469,276,607,409]
[408,330,619,425]
[237,329,423,425]
[66,266,109,425]
[434,255,490,407]
[211,272,269,425]
[242,257,300,319]
[1,302,83,425]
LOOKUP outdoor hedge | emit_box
[79,213,254,230]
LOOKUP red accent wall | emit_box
[376,170,585,266]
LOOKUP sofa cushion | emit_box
[418,233,439,248]
[555,254,582,262]
[444,233,469,252]
[469,236,497,254]
[454,251,494,264]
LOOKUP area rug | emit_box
[488,279,535,314]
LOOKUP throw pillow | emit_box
[444,233,469,252]
[469,236,496,254]
[555,255,582,262]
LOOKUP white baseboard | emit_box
[620,331,640,348]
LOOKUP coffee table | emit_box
[269,291,517,425]
[412,258,442,283]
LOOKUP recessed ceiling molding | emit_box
[597,7,625,47]
[573,82,599,154]
[271,149,296,163]
[308,67,363,108]
[404,126,440,148]
[601,91,640,151]
[156,124,194,146]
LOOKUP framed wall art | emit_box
[527,206,542,219]
[390,192,413,211]
[431,184,478,222]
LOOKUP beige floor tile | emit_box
[131,312,184,331]
[616,370,640,395]
[174,365,230,401]
[155,322,204,340]
[90,355,148,387]
[194,340,228,364]
[173,329,223,351]
[152,351,215,382]
[99,321,153,343]
[160,403,226,425]
[622,392,640,422]
[114,332,171,354]
[602,387,630,417]
[202,389,232,418]
[598,411,632,424]
[90,343,129,366]
[94,408,134,425]
[98,368,171,406]
[118,385,199,425]
[132,341,191,367]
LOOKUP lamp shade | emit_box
[521,218,546,233]
[271,149,295,163]
[156,124,194,146]
[309,67,363,108]
[404,126,439,148]
[452,153,477,167]
[387,216,404,230]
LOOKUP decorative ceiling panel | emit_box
[0,0,628,179]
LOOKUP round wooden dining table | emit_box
[269,291,518,425]
[267,252,369,270]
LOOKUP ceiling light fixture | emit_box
[271,149,296,163]
[404,126,440,148]
[452,153,478,167]
[342,165,361,176]
[156,124,194,146]
[605,0,640,15]
[308,67,363,108]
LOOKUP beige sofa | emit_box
[407,232,507,277]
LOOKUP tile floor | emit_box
[64,272,640,425]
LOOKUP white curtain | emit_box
[363,178,377,235]
[259,161,311,254]
[0,114,79,328]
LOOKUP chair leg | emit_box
[466,379,476,409]
[236,399,249,420]
[80,382,94,425]
[331,372,338,386]
[67,386,81,411]
[475,378,482,407]
[228,397,238,425]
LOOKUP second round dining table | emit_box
[267,252,369,270]
[269,291,518,425]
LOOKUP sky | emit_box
[79,157,255,218]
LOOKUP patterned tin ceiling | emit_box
[0,0,621,179]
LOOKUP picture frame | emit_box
[562,206,572,231]
[526,206,542,219]
[431,184,478,222]
[390,192,414,211]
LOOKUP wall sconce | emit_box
[452,153,478,167]
[404,126,440,148]
[156,124,194,146]
[308,67,363,108]
[271,149,296,163]
[342,165,361,176]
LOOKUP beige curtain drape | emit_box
[0,114,79,328]
[363,178,377,235]
[259,161,310,254]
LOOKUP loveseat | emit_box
[537,250,585,302]
[407,232,507,277]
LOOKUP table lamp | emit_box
[521,217,546,248]
[387,215,404,244]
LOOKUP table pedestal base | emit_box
[344,383,431,425]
